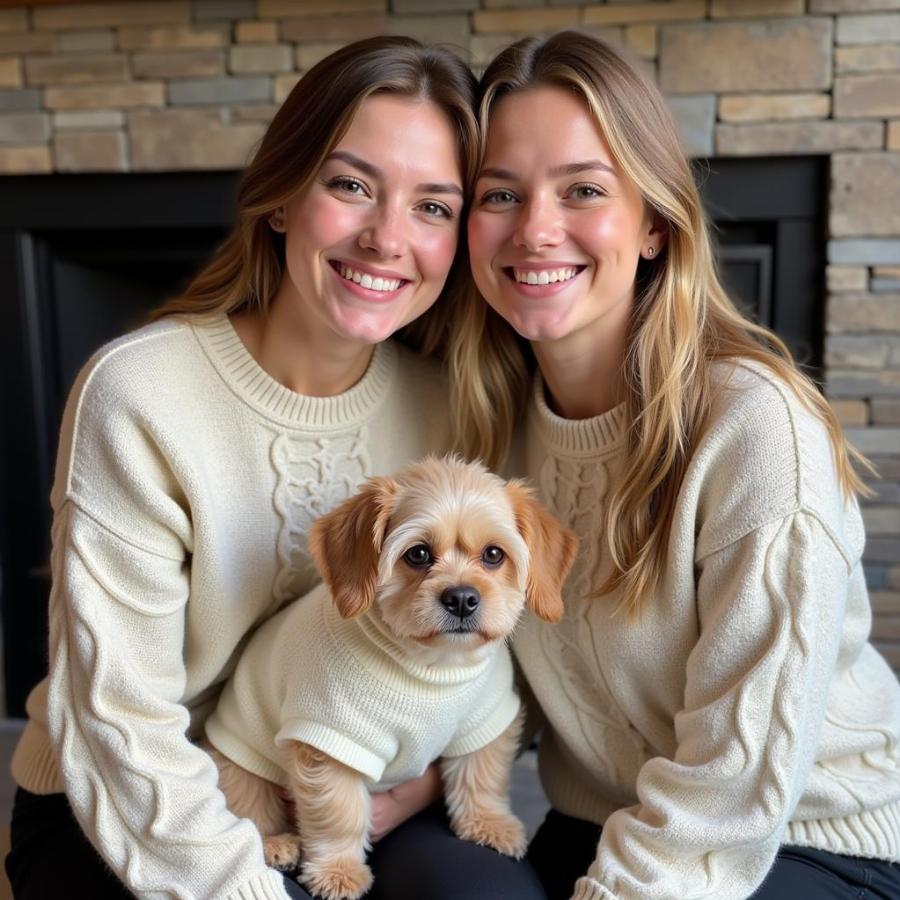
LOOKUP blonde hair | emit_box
[451,31,871,615]
[149,36,478,362]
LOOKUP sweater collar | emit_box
[192,314,396,429]
[530,371,627,458]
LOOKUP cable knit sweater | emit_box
[206,582,520,790]
[513,361,900,900]
[10,314,454,900]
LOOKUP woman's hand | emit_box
[369,762,443,843]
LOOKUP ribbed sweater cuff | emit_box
[785,800,900,862]
[224,868,292,900]
[10,721,65,795]
[570,876,615,900]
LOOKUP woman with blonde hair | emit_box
[454,30,900,900]
[5,36,543,900]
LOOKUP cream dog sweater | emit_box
[206,582,520,790]
[10,315,453,900]
[514,361,900,900]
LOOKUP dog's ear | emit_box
[505,480,578,623]
[308,476,397,618]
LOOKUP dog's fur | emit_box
[206,456,577,900]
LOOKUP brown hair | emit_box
[451,31,871,615]
[150,36,478,359]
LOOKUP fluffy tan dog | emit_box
[204,456,577,900]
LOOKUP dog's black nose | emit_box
[440,586,480,619]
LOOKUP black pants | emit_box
[527,808,900,900]
[5,789,545,899]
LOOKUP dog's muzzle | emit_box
[440,585,480,627]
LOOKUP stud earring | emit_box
[646,246,655,257]
[269,211,285,232]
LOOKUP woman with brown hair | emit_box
[4,37,543,900]
[452,30,900,900]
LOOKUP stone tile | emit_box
[666,94,714,158]
[716,121,882,156]
[813,0,900,10]
[0,58,19,89]
[45,81,166,110]
[133,49,225,79]
[876,267,900,279]
[0,111,49,145]
[874,458,900,480]
[280,15,387,42]
[231,103,278,122]
[873,398,900,425]
[191,0,256,19]
[25,53,127,87]
[873,278,900,293]
[53,129,126,171]
[470,33,518,69]
[828,293,900,332]
[718,93,830,122]
[827,266,868,293]
[826,335,893,369]
[830,398,868,426]
[0,88,40,111]
[53,109,124,130]
[0,33,56,55]
[129,107,265,169]
[388,14,469,46]
[867,481,900,504]
[837,13,900,45]
[863,506,900,535]
[890,121,900,150]
[229,44,292,75]
[835,45,900,74]
[0,145,52,173]
[235,21,278,44]
[711,0,804,16]
[296,42,345,71]
[117,24,229,50]
[835,74,900,118]
[828,369,900,396]
[625,24,657,58]
[829,240,900,265]
[584,1,704,26]
[57,30,116,54]
[831,154,900,237]
[168,75,270,105]
[474,7,579,33]
[258,0,384,15]
[661,18,832,94]
[274,72,301,104]
[33,2,191,31]
[483,0,544,6]
[0,10,28,34]
[845,428,900,456]
[394,0,477,10]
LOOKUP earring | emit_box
[269,211,285,232]
[646,246,655,257]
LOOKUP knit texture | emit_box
[11,314,453,900]
[206,583,520,789]
[513,361,900,900]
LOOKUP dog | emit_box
[203,455,578,900]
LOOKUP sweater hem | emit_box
[785,800,900,862]
[222,867,292,900]
[10,722,65,795]
[570,876,615,900]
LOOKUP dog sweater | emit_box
[10,314,454,900]
[513,360,900,900]
[206,582,520,790]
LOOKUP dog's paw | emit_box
[300,856,373,900]
[453,810,528,859]
[263,833,302,871]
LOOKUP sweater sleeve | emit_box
[571,510,850,900]
[45,365,290,899]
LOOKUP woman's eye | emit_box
[328,177,367,196]
[480,189,517,206]
[482,546,505,567]
[568,183,604,201]
[403,544,434,568]
[418,201,453,220]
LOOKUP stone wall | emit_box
[1,0,899,662]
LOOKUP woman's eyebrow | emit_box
[478,160,616,181]
[325,150,462,196]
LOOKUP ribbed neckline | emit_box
[321,591,493,693]
[191,314,397,429]
[531,371,627,457]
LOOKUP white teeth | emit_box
[338,264,401,292]
[513,267,578,285]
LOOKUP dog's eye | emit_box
[403,544,433,568]
[482,546,505,567]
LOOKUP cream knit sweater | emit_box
[10,315,453,900]
[513,361,900,900]
[206,582,520,790]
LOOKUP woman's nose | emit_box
[513,195,564,252]
[358,206,407,258]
